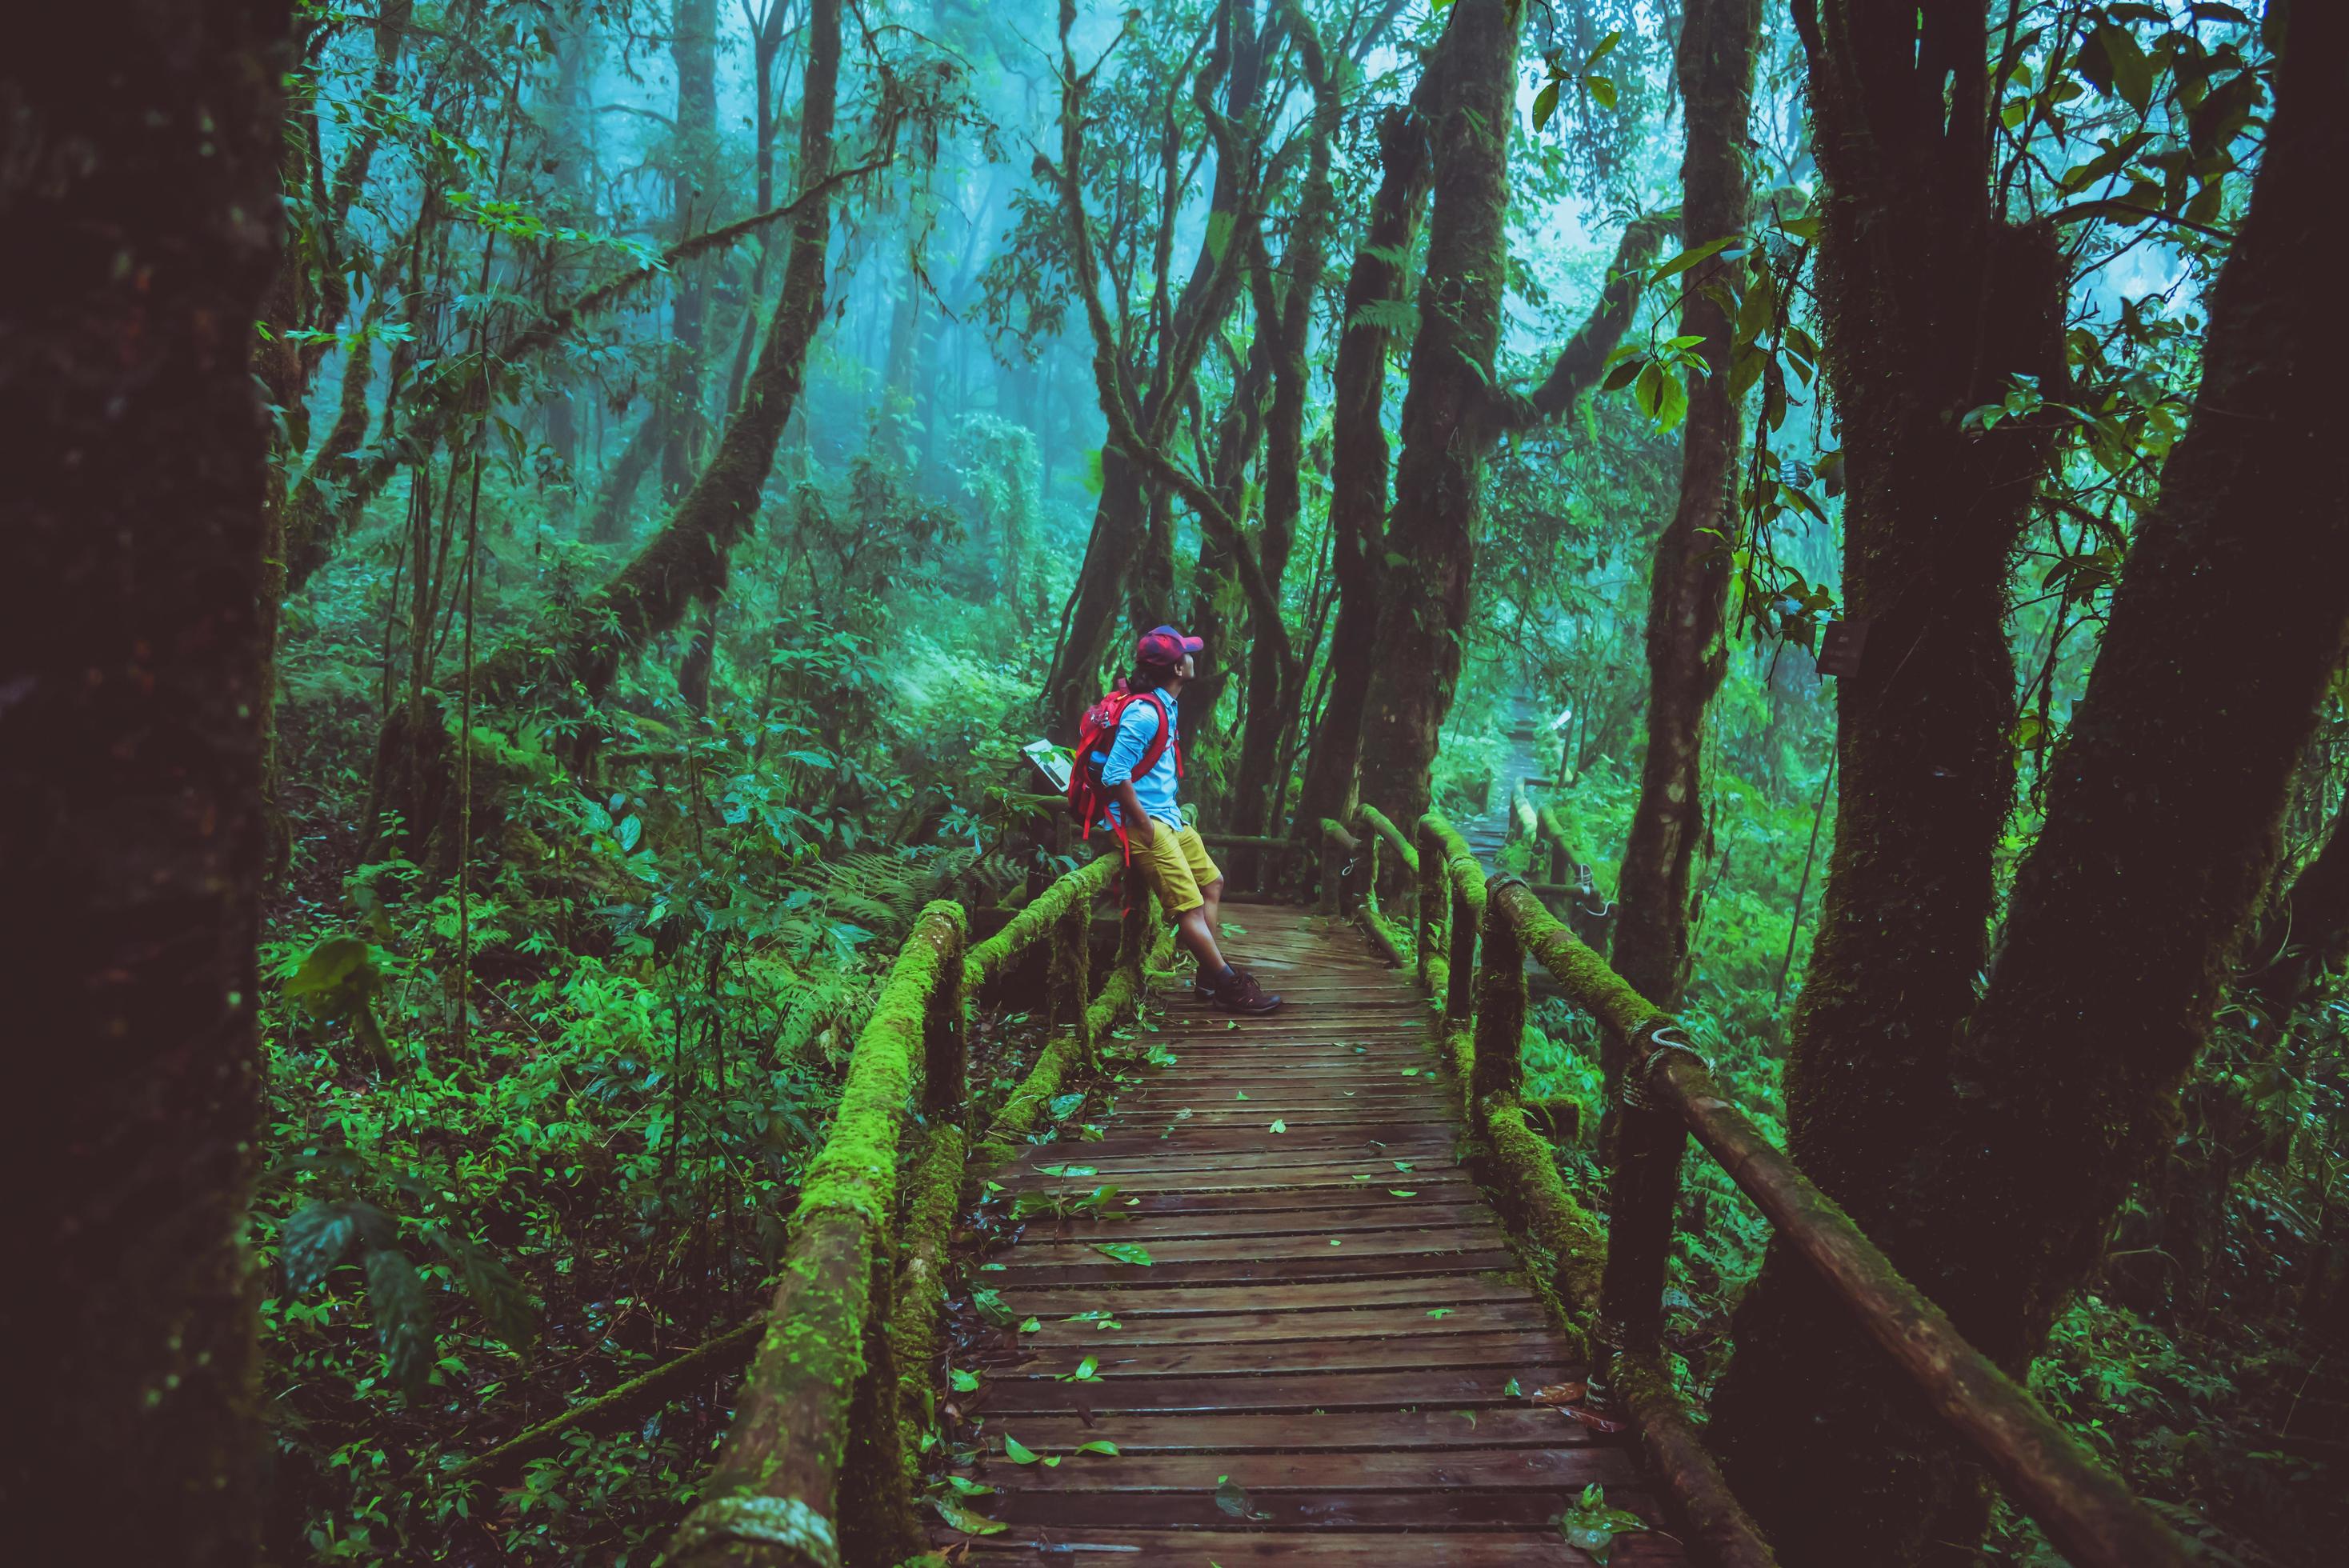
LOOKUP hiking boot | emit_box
[1191,963,1258,1002]
[1205,964,1281,1015]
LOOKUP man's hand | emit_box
[1112,782,1154,846]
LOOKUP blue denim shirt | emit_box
[1098,690,1182,828]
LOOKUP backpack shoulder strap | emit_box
[1130,692,1175,779]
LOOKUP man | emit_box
[1098,626,1282,1014]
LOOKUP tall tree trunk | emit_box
[586,405,673,544]
[1294,90,1437,834]
[1706,6,2342,1562]
[662,0,719,497]
[6,3,286,1559]
[1356,0,1521,832]
[1608,0,1762,1015]
[1232,3,1344,843]
[1044,0,1263,735]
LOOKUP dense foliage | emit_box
[18,1,2340,1564]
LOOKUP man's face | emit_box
[1177,652,1196,680]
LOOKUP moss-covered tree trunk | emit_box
[1230,7,1343,844]
[1709,5,2345,1560]
[5,3,286,1558]
[1043,0,1262,737]
[1294,86,1437,835]
[1355,0,1519,834]
[660,0,719,498]
[1608,0,1761,1014]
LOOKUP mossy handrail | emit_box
[664,854,1168,1568]
[1325,807,2191,1568]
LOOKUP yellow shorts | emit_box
[1130,822,1222,914]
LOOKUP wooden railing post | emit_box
[1473,877,1529,1104]
[1049,891,1092,1063]
[1445,872,1477,1028]
[1590,1021,1695,1418]
[1415,820,1447,992]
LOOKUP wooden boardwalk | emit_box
[944,904,1682,1565]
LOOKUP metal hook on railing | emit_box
[1621,1022,1713,1112]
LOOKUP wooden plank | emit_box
[995,1151,1459,1180]
[997,1183,1479,1218]
[983,1246,1521,1289]
[975,1363,1575,1414]
[979,1446,1631,1495]
[981,1486,1655,1531]
[1018,1202,1491,1241]
[1020,1298,1550,1348]
[945,1530,1675,1566]
[1001,1226,1507,1266]
[994,1327,1570,1379]
[990,1273,1531,1318]
[986,1169,1474,1198]
[962,1406,1586,1454]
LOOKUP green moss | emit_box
[1483,1093,1607,1323]
[962,854,1115,990]
[887,1123,965,1477]
[1356,803,1421,876]
[797,903,965,1230]
[1499,881,1660,1040]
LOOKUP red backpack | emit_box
[1066,683,1183,855]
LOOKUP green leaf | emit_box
[951,1368,982,1391]
[431,1231,538,1354]
[282,1200,366,1292]
[1428,1307,1453,1318]
[1003,1434,1043,1465]
[1018,1316,1042,1334]
[1584,74,1618,110]
[1531,80,1562,132]
[1215,1475,1267,1520]
[1504,1377,1524,1398]
[930,1498,1009,1535]
[944,1474,996,1497]
[1075,1439,1121,1456]
[364,1247,435,1397]
[617,814,642,853]
[971,1287,1014,1326]
[2095,21,2153,113]
[1268,1119,1287,1134]
[1082,446,1105,495]
[1090,1242,1154,1266]
[1036,1164,1098,1178]
[1390,1190,1418,1198]
[1651,235,1737,284]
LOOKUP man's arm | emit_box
[1112,780,1154,846]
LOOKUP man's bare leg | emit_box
[1174,901,1230,974]
[1199,876,1223,938]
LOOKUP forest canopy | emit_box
[7,1,2344,1565]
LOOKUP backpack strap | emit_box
[1130,692,1175,782]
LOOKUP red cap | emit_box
[1136,625,1203,665]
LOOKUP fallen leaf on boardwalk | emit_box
[1329,1238,1343,1246]
[1074,1439,1120,1456]
[1235,1090,1248,1100]
[929,1498,1008,1536]
[1400,1067,1419,1076]
[1561,1403,1630,1434]
[944,1474,996,1497]
[1269,1118,1287,1133]
[1225,1021,1239,1030]
[1504,1377,1524,1398]
[1393,1160,1415,1171]
[1018,1317,1041,1334]
[950,1367,982,1391]
[1002,1434,1043,1465]
[1215,1475,1270,1520]
[1090,1242,1154,1266]
[1341,1090,1356,1097]
[1054,1354,1103,1383]
[1037,1164,1098,1178]
[1351,1174,1373,1181]
[1427,1308,1453,1318]
[1390,1189,1417,1198]
[1173,1107,1193,1120]
[1529,1381,1589,1407]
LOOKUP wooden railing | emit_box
[1319,809,2193,1568]
[664,855,1169,1568]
